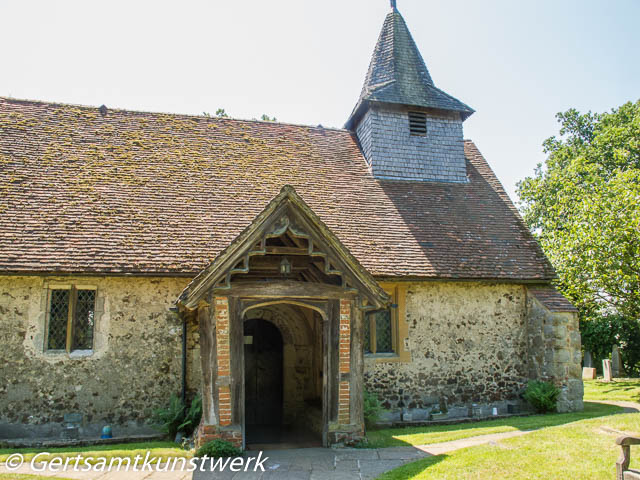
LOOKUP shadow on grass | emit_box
[585,379,640,402]
[365,402,623,449]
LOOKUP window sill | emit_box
[70,350,94,358]
[44,350,94,358]
[364,352,410,363]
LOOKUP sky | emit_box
[1,0,638,201]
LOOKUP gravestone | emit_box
[603,359,613,382]
[583,351,593,368]
[612,346,622,377]
[582,367,597,380]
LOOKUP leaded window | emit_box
[46,287,96,352]
[364,308,394,354]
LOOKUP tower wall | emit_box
[355,104,467,183]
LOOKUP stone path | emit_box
[413,430,531,456]
[591,400,640,413]
[0,430,532,480]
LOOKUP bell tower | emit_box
[346,2,474,183]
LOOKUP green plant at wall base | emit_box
[523,380,560,413]
[364,389,383,429]
[153,394,185,439]
[178,394,202,436]
[153,394,202,439]
[195,439,242,459]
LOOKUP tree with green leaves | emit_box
[517,100,640,321]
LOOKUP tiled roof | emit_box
[346,10,474,129]
[0,97,555,280]
[529,288,578,313]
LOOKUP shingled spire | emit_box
[347,6,474,183]
[346,6,473,129]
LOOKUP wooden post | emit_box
[350,302,365,434]
[198,304,216,426]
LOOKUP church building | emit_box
[0,3,582,448]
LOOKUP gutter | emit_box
[170,306,188,404]
[181,312,187,404]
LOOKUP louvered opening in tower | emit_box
[408,111,427,136]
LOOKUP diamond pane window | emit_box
[365,307,395,355]
[364,316,372,353]
[46,287,96,352]
[73,290,95,350]
[374,310,393,353]
[47,290,70,350]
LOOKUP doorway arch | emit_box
[242,302,325,448]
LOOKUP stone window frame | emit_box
[365,283,411,363]
[43,283,99,356]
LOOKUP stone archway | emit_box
[243,303,324,445]
[244,304,313,346]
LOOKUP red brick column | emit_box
[339,299,351,425]
[215,297,232,427]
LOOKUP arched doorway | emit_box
[243,319,283,437]
[243,304,324,449]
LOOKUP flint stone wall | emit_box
[364,282,583,422]
[364,282,531,421]
[526,294,583,412]
[0,275,189,438]
[1,276,582,437]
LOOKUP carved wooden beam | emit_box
[217,280,357,299]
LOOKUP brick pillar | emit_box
[215,297,232,427]
[339,299,351,425]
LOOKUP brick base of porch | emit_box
[195,423,242,449]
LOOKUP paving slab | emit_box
[309,471,360,480]
[334,459,359,471]
[334,449,380,461]
[1,427,551,480]
[230,472,265,480]
[377,446,428,461]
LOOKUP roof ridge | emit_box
[0,96,350,134]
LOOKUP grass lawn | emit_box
[377,409,640,480]
[0,441,189,465]
[584,378,640,402]
[365,402,622,448]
